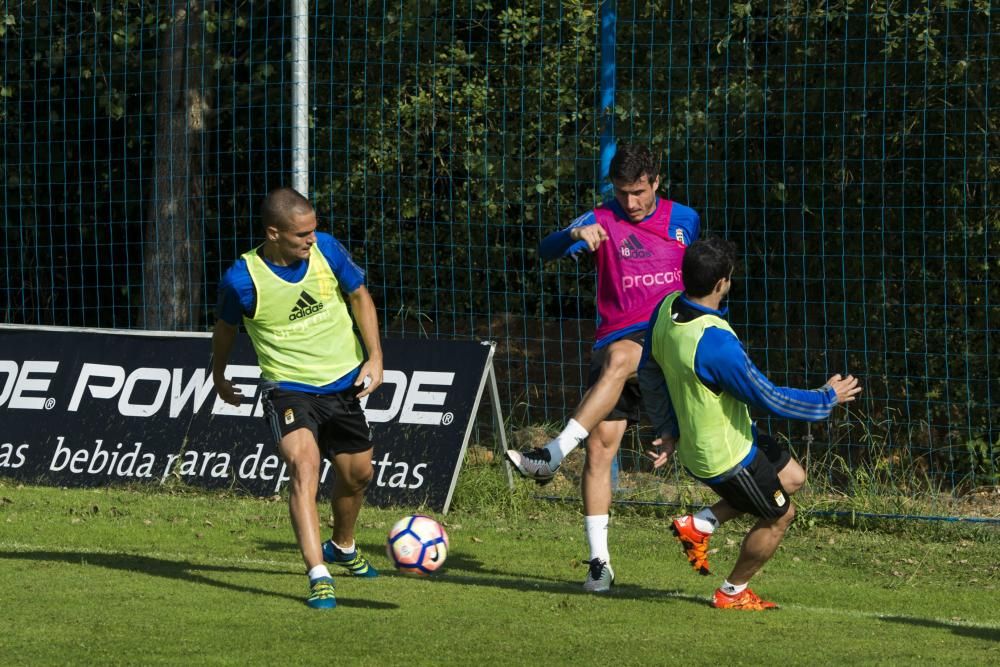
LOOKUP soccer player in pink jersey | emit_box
[506,144,699,591]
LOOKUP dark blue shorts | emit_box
[586,330,645,425]
[704,435,793,519]
[261,384,374,459]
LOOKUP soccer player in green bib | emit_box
[638,237,862,610]
[212,187,383,609]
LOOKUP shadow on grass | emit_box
[254,539,708,605]
[255,539,301,556]
[0,549,398,610]
[376,543,709,606]
[439,570,709,605]
[879,615,1000,643]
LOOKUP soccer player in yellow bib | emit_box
[212,187,383,610]
[638,237,861,610]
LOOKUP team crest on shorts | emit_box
[284,408,295,425]
[773,490,786,507]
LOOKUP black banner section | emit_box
[0,325,495,512]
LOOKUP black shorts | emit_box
[261,384,374,459]
[705,434,793,519]
[586,330,645,425]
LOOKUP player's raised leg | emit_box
[507,337,642,484]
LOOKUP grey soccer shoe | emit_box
[505,447,559,485]
[582,558,615,593]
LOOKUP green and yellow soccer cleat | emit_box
[306,577,337,609]
[323,541,379,578]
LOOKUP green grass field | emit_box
[1,466,998,665]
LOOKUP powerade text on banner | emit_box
[0,325,495,512]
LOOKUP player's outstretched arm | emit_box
[567,224,609,251]
[348,285,383,398]
[698,328,846,422]
[539,212,606,260]
[211,319,243,406]
[825,373,862,405]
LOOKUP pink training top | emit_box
[591,200,688,340]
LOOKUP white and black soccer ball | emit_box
[386,514,449,576]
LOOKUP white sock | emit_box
[308,564,332,582]
[720,580,747,596]
[693,508,719,534]
[584,514,610,562]
[331,539,355,553]
[544,418,589,466]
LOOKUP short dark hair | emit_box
[609,143,659,184]
[261,187,313,231]
[682,237,737,298]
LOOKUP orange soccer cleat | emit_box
[671,515,712,575]
[711,587,779,611]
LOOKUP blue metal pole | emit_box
[598,1,617,199]
[598,1,621,490]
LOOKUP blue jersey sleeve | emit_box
[637,297,680,438]
[667,202,700,245]
[539,211,595,261]
[215,260,255,325]
[694,327,838,421]
[316,232,365,293]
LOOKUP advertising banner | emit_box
[0,325,499,512]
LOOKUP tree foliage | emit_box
[2,1,997,486]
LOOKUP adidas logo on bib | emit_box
[619,233,652,259]
[288,291,324,320]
